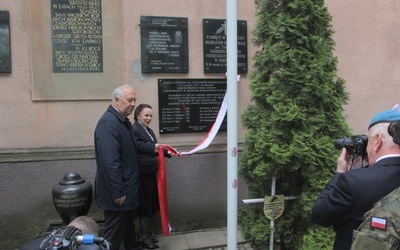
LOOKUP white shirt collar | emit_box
[376,154,400,163]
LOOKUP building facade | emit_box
[1,0,399,248]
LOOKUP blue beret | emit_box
[368,109,400,129]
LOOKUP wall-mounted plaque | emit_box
[141,16,189,73]
[203,18,247,74]
[51,0,103,73]
[158,78,227,134]
[0,10,11,73]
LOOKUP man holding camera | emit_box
[312,109,400,250]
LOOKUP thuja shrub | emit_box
[239,0,351,249]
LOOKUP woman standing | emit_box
[132,104,170,249]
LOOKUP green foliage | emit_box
[301,226,335,250]
[239,0,352,248]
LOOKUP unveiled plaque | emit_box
[141,16,189,73]
[203,19,247,74]
[0,11,11,73]
[264,195,285,220]
[51,0,103,73]
[158,79,227,134]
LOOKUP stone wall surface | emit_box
[0,153,250,249]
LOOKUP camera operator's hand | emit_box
[336,148,361,173]
[114,195,126,206]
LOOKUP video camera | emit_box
[39,226,110,250]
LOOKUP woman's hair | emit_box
[134,103,152,121]
[388,121,400,145]
[388,121,397,137]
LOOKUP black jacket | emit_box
[132,122,158,174]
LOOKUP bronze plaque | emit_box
[264,195,285,220]
[203,19,247,74]
[51,0,103,73]
[158,78,227,134]
[141,16,189,73]
[0,11,11,73]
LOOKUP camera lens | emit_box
[335,137,351,150]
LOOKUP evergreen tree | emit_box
[239,0,351,248]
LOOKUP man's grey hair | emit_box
[111,84,135,100]
[370,122,396,147]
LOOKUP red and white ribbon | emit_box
[157,74,239,236]
[180,92,228,155]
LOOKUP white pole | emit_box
[226,0,238,249]
[270,177,276,250]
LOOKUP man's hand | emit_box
[337,148,350,173]
[114,195,126,205]
[337,148,361,173]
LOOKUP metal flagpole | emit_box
[226,0,238,249]
[269,177,276,250]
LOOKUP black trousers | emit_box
[104,209,138,250]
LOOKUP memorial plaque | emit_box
[0,11,11,73]
[264,195,285,220]
[203,19,248,74]
[141,16,189,73]
[158,79,227,134]
[51,0,103,73]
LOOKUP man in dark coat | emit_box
[94,84,158,250]
[312,108,400,250]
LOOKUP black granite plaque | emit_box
[158,78,227,134]
[203,19,247,74]
[0,11,11,73]
[51,0,103,73]
[141,16,189,73]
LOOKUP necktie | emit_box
[146,127,154,142]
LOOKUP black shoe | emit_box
[149,233,158,243]
[141,238,159,249]
[130,243,143,250]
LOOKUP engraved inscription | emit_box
[158,79,227,134]
[141,16,188,73]
[203,19,248,73]
[51,0,103,73]
[0,11,11,73]
[54,193,88,208]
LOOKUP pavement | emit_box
[41,221,254,250]
[153,227,254,250]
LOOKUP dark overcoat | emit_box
[94,105,154,211]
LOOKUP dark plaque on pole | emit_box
[141,16,189,73]
[0,11,11,73]
[203,18,247,74]
[158,78,227,134]
[51,0,103,73]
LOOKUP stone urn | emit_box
[52,171,93,224]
